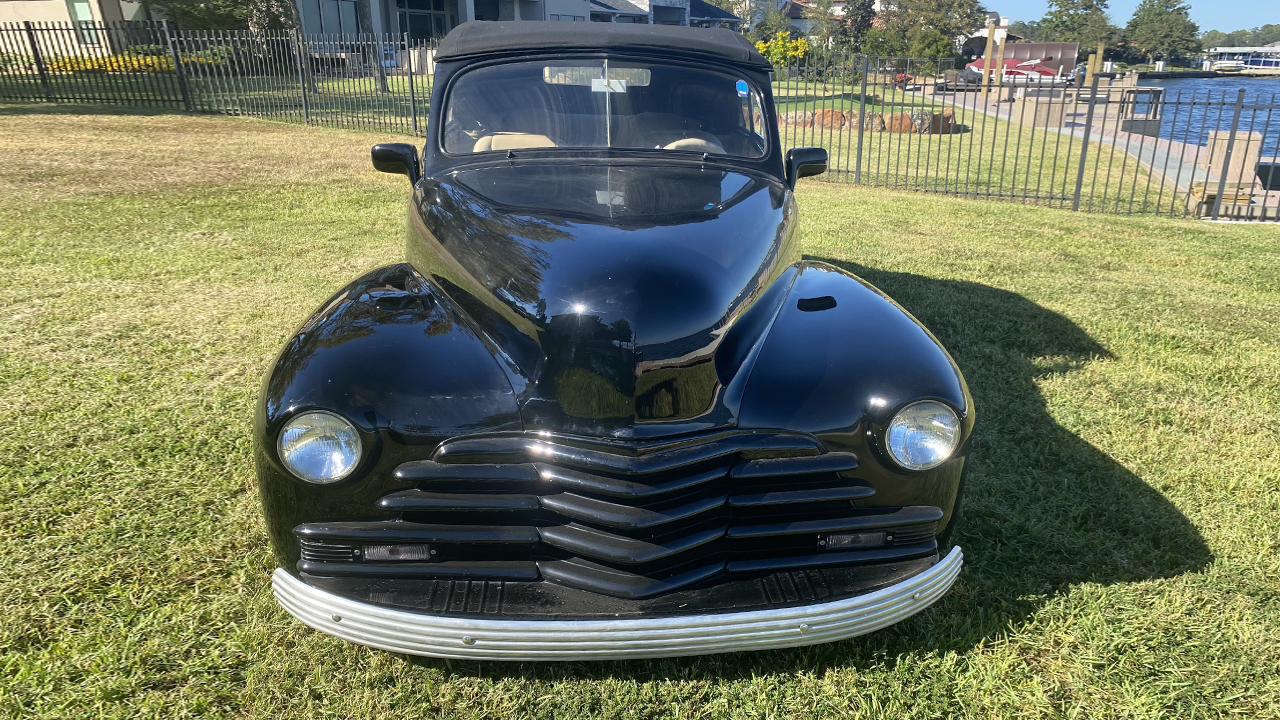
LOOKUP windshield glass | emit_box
[443,60,767,158]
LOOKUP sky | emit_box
[994,0,1276,34]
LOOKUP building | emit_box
[1205,45,1280,73]
[0,0,149,26]
[959,13,1013,57]
[296,0,739,40]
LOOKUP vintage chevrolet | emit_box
[257,21,971,660]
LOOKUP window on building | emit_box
[64,0,99,45]
[549,14,586,20]
[300,0,362,33]
[397,0,454,39]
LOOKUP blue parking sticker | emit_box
[736,80,749,97]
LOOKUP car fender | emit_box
[736,262,973,528]
[254,263,522,569]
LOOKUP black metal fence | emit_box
[774,55,1280,221]
[2,22,1278,222]
[0,21,434,135]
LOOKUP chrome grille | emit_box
[295,430,941,598]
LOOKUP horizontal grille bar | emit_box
[537,558,726,599]
[727,506,944,539]
[728,485,875,507]
[535,463,727,498]
[730,453,859,478]
[394,462,538,483]
[434,432,822,474]
[725,541,937,574]
[298,560,539,580]
[538,524,726,564]
[377,491,540,512]
[540,491,729,529]
[297,521,540,545]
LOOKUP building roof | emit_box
[435,21,769,68]
[782,0,807,20]
[590,0,648,16]
[688,0,743,21]
[1207,46,1280,53]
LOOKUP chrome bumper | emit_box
[272,546,962,661]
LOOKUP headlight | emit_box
[885,400,960,471]
[277,411,362,484]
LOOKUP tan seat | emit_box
[473,133,557,152]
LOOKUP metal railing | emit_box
[0,21,435,135]
[2,23,1278,222]
[773,54,1280,221]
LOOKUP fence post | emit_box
[22,22,53,103]
[294,29,311,124]
[1211,88,1247,221]
[1072,75,1100,212]
[161,20,193,111]
[855,54,868,184]
[405,33,418,136]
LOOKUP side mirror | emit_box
[785,147,828,187]
[371,143,420,183]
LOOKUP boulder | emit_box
[847,110,884,132]
[812,108,846,129]
[909,109,934,134]
[882,112,914,133]
[930,108,958,134]
[780,110,813,127]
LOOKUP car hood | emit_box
[409,160,799,438]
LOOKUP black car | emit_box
[257,21,972,660]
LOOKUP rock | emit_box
[812,108,846,129]
[909,109,934,134]
[780,110,813,127]
[930,108,958,134]
[847,110,884,132]
[882,112,914,133]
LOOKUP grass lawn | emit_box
[2,103,1279,719]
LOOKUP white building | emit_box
[296,0,739,40]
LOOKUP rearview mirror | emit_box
[785,147,828,187]
[371,143,420,183]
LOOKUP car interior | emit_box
[443,61,766,158]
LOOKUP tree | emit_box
[1042,0,1119,48]
[862,26,908,56]
[1125,0,1199,61]
[803,0,842,49]
[881,0,987,44]
[1008,20,1045,41]
[799,0,873,51]
[754,31,810,64]
[750,3,796,42]
[908,28,955,59]
[704,0,754,25]
[1201,23,1280,49]
[148,0,293,30]
[843,0,877,50]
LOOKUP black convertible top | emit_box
[434,21,771,69]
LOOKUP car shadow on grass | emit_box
[404,260,1212,679]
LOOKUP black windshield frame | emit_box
[423,52,785,182]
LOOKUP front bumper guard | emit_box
[272,546,962,661]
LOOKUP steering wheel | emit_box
[663,136,726,154]
[633,130,726,155]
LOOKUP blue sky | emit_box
[995,1,1276,33]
